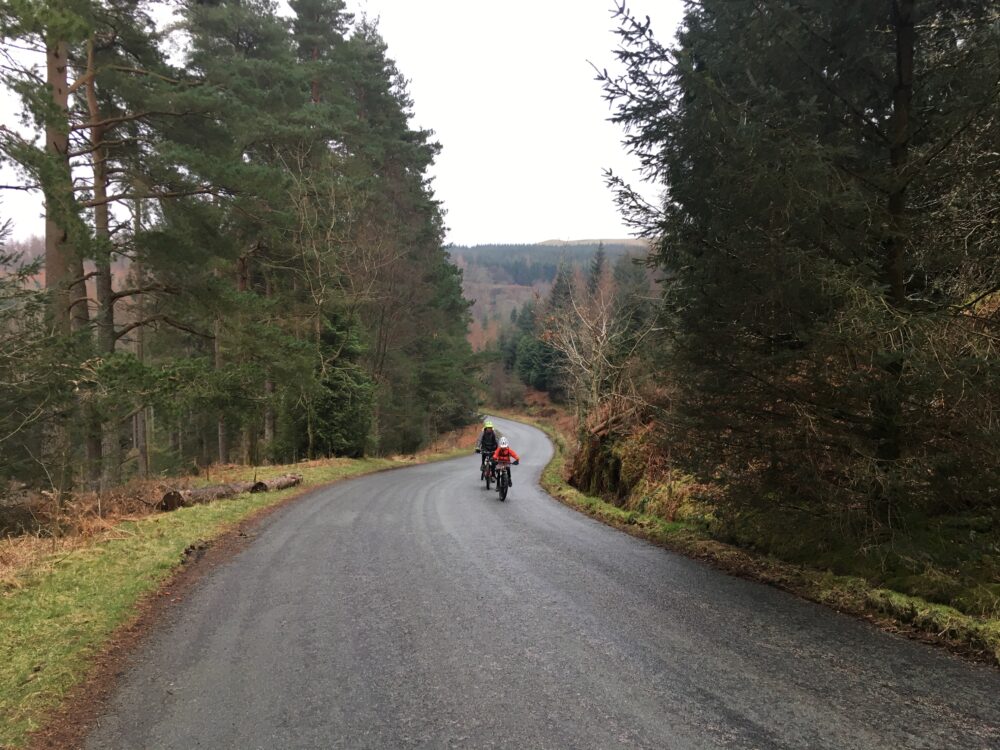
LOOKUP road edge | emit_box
[22,450,469,750]
[497,410,1000,670]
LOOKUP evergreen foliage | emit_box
[0,0,476,490]
[587,242,606,297]
[600,2,1000,532]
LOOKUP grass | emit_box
[0,431,476,749]
[502,408,1000,668]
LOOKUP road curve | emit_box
[87,418,999,749]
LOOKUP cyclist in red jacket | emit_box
[492,437,520,487]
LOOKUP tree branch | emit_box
[111,283,178,301]
[114,315,213,341]
[81,186,216,208]
[69,109,198,133]
[68,295,94,311]
[70,270,101,285]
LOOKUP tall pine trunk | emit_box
[264,380,275,456]
[84,38,121,489]
[215,318,227,464]
[45,38,92,494]
[872,0,915,523]
[44,38,73,496]
[263,275,275,461]
[45,40,74,335]
[886,0,914,310]
[133,197,150,477]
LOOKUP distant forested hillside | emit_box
[450,242,648,349]
[451,243,638,287]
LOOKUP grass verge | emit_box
[0,437,472,749]
[504,410,1000,669]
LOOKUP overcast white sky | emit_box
[0,0,685,245]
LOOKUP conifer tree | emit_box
[0,1,479,489]
[602,1,1000,527]
[587,242,606,297]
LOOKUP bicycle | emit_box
[494,459,516,501]
[476,449,495,489]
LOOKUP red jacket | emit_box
[492,446,520,463]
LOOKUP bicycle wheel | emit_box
[498,473,508,501]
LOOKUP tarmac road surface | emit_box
[87,417,1000,749]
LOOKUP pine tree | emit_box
[587,242,606,297]
[603,1,1000,527]
[0,0,479,489]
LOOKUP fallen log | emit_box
[184,481,257,504]
[158,480,268,512]
[158,490,185,512]
[259,474,302,491]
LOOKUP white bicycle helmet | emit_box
[499,437,509,448]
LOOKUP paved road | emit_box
[88,418,1000,749]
